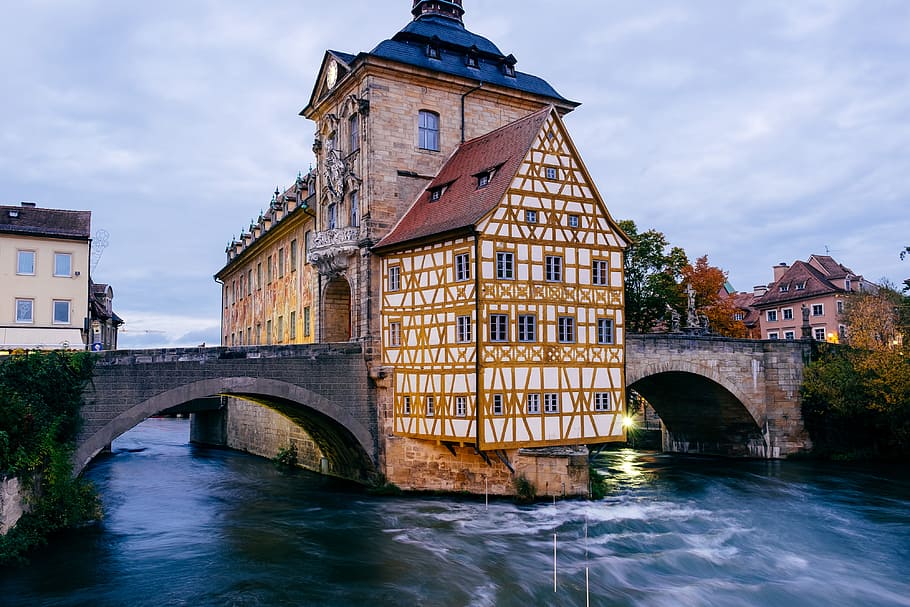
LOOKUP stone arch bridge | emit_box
[74,336,813,479]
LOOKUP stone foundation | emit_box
[384,435,590,497]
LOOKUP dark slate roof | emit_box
[0,204,91,240]
[753,260,843,307]
[370,15,574,105]
[375,106,551,252]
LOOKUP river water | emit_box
[2,418,909,607]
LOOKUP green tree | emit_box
[619,219,688,333]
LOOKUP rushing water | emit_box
[2,418,909,607]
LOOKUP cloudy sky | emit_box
[2,1,908,348]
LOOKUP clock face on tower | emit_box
[326,60,338,89]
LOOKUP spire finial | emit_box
[412,0,464,24]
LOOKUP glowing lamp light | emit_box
[826,332,839,344]
[622,416,635,429]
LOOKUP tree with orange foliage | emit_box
[680,255,748,338]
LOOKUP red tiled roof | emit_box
[0,204,91,240]
[753,260,843,307]
[374,106,553,251]
[807,254,853,279]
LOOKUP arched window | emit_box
[418,110,439,151]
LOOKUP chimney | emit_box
[753,285,768,297]
[773,262,789,282]
[20,201,37,208]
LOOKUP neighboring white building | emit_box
[0,202,91,350]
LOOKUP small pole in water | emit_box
[585,567,590,607]
[553,532,558,593]
[485,476,488,510]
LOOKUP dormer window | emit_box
[427,44,440,60]
[477,173,490,188]
[795,281,806,290]
[466,53,479,68]
[502,54,517,77]
[429,187,443,201]
[780,284,789,292]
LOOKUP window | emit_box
[290,311,297,340]
[780,284,789,292]
[247,270,252,295]
[305,231,312,263]
[837,300,844,314]
[454,252,470,281]
[54,299,70,325]
[429,187,442,202]
[784,331,795,340]
[456,315,472,343]
[418,110,439,151]
[54,253,72,277]
[768,332,779,340]
[558,316,575,343]
[256,323,261,345]
[456,396,467,417]
[303,307,311,337]
[734,312,744,321]
[350,191,358,227]
[266,319,273,345]
[496,252,514,280]
[290,240,298,272]
[15,299,33,323]
[592,260,609,285]
[767,310,778,322]
[267,257,273,283]
[518,315,537,342]
[466,53,479,68]
[247,327,252,345]
[812,304,824,316]
[278,248,285,277]
[568,215,579,228]
[388,266,401,291]
[492,394,503,416]
[527,394,540,414]
[477,172,490,188]
[544,393,560,414]
[839,324,847,339]
[17,251,35,275]
[546,256,562,282]
[426,44,440,60]
[349,114,360,153]
[403,396,411,415]
[389,322,401,347]
[814,328,826,341]
[525,210,538,223]
[490,314,508,342]
[327,203,337,230]
[594,393,612,412]
[426,396,435,417]
[783,308,793,320]
[597,318,614,345]
[545,167,557,180]
[796,281,806,291]
[277,316,284,342]
[845,278,852,291]
[257,263,262,288]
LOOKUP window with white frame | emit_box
[812,304,824,316]
[783,308,793,320]
[456,315,472,343]
[839,325,847,339]
[492,394,503,415]
[544,393,560,414]
[597,318,614,344]
[418,110,440,151]
[814,328,826,341]
[489,314,508,342]
[54,253,72,277]
[546,256,562,282]
[784,331,795,340]
[734,312,744,321]
[525,210,537,223]
[496,252,514,280]
[389,322,401,347]
[594,393,612,412]
[767,310,778,322]
[837,300,844,314]
[388,266,401,291]
[768,332,779,340]
[454,252,470,281]
[558,316,575,343]
[456,396,467,417]
[426,396,435,417]
[527,393,540,414]
[15,299,33,323]
[518,315,536,342]
[403,396,411,415]
[592,260,609,285]
[17,251,35,275]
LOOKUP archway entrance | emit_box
[323,277,352,342]
[629,371,766,457]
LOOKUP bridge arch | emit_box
[75,376,375,478]
[626,360,767,457]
